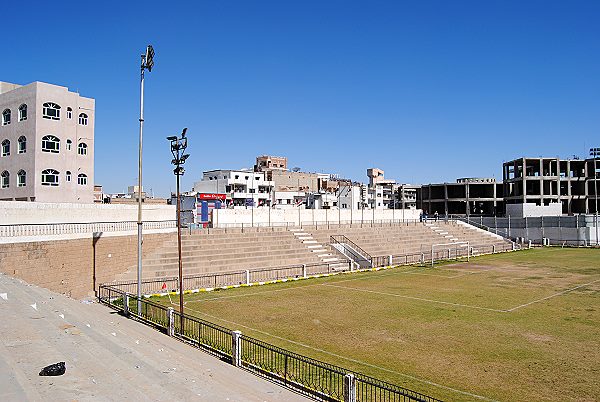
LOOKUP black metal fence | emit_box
[97,283,443,402]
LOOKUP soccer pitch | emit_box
[155,248,600,401]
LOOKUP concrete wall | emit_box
[212,207,421,227]
[0,232,172,298]
[0,200,175,225]
[506,203,562,218]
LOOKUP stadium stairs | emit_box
[112,221,512,282]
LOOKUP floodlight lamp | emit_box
[167,136,178,141]
[145,45,155,71]
[181,154,190,163]
[181,127,188,137]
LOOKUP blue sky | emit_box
[2,1,599,196]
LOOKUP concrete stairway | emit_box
[289,228,347,267]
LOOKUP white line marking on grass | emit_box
[181,305,498,402]
[190,283,322,302]
[323,284,507,313]
[506,278,600,312]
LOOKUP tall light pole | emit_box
[168,128,189,319]
[137,44,154,309]
[591,147,599,245]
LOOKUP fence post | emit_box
[492,245,496,254]
[245,270,250,285]
[302,264,307,278]
[388,255,392,266]
[420,253,424,265]
[232,330,242,367]
[167,307,175,337]
[343,373,356,402]
[124,294,130,316]
[528,240,532,249]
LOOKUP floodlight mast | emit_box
[591,147,599,246]
[137,44,154,310]
[168,128,189,323]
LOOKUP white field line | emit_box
[322,283,507,313]
[190,282,322,302]
[179,303,498,402]
[505,278,600,312]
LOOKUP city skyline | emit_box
[3,0,599,196]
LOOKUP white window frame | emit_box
[42,102,61,120]
[66,139,72,151]
[77,173,88,186]
[1,139,9,157]
[78,113,88,125]
[18,136,26,154]
[2,109,10,126]
[1,171,8,188]
[17,170,26,187]
[41,169,60,186]
[66,107,72,119]
[18,104,27,121]
[78,143,88,155]
[41,135,60,153]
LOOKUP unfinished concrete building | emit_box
[503,157,599,214]
[419,178,504,216]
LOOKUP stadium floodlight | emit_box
[136,44,155,311]
[591,147,599,245]
[168,128,190,320]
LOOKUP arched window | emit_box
[2,109,10,125]
[1,139,9,157]
[18,136,26,154]
[42,102,61,120]
[1,171,9,188]
[41,169,59,186]
[41,135,60,153]
[78,142,88,155]
[66,139,72,150]
[78,113,88,125]
[17,170,26,187]
[66,171,71,182]
[77,173,88,185]
[66,107,72,119]
[18,104,27,121]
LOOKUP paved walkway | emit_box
[0,273,307,401]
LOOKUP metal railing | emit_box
[331,235,373,268]
[98,282,442,402]
[0,219,177,238]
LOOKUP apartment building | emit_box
[192,169,274,207]
[0,81,95,203]
[503,157,599,214]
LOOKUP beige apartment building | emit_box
[0,81,94,203]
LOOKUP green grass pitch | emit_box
[153,248,600,401]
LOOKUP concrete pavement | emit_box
[0,273,307,401]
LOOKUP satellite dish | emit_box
[292,167,301,172]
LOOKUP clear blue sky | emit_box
[3,1,599,196]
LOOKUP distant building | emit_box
[192,169,274,207]
[255,155,287,172]
[419,178,504,216]
[0,81,95,203]
[503,156,599,214]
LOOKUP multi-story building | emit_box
[0,81,95,203]
[503,156,599,214]
[192,169,274,207]
[419,178,504,216]
[254,155,287,172]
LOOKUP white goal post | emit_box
[431,241,469,267]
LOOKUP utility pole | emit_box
[136,45,154,311]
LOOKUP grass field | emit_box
[153,248,600,401]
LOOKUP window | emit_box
[41,135,60,153]
[42,102,61,120]
[66,107,72,119]
[77,142,88,155]
[2,109,10,125]
[18,136,26,154]
[17,170,26,187]
[1,139,9,156]
[66,139,72,150]
[78,113,88,125]
[234,175,239,179]
[78,173,88,185]
[41,169,59,186]
[18,104,27,121]
[66,171,71,182]
[1,171,8,188]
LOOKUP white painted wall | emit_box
[506,203,563,218]
[0,200,175,225]
[212,207,421,227]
